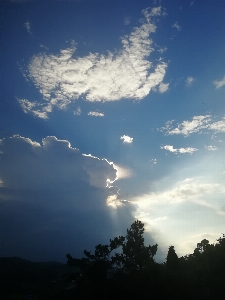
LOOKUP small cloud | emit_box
[160,115,212,136]
[157,47,167,54]
[186,76,195,86]
[190,1,194,6]
[24,21,32,35]
[150,158,157,165]
[205,145,218,151]
[124,16,131,25]
[120,135,133,144]
[74,107,81,115]
[158,82,169,93]
[88,111,104,117]
[161,145,198,154]
[106,194,124,209]
[172,21,181,31]
[214,75,225,89]
[209,117,225,133]
[18,98,50,119]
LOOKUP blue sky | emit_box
[1,0,225,263]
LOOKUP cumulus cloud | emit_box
[0,136,138,261]
[88,111,104,117]
[160,115,225,136]
[214,75,225,89]
[20,7,168,118]
[120,135,133,143]
[161,145,198,154]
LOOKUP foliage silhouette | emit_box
[66,221,225,300]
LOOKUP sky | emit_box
[1,0,225,263]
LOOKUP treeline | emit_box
[66,220,225,300]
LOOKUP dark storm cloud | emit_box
[0,136,138,262]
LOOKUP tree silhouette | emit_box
[65,222,225,300]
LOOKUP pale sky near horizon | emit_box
[1,0,225,263]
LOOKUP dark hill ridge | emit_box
[0,257,78,299]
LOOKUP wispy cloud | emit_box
[132,177,225,212]
[74,107,81,115]
[186,76,195,86]
[158,82,169,93]
[24,21,32,35]
[160,115,225,136]
[161,145,198,154]
[20,7,167,118]
[120,135,133,143]
[88,111,104,117]
[172,21,181,31]
[205,145,218,151]
[214,75,225,89]
[124,16,131,25]
[18,98,50,119]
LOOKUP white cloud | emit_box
[161,115,225,136]
[113,164,133,179]
[20,7,167,118]
[88,111,104,117]
[18,98,50,119]
[74,107,81,115]
[158,82,169,93]
[209,117,225,133]
[172,21,181,31]
[132,177,225,212]
[186,76,195,86]
[205,145,218,151]
[24,21,32,35]
[214,75,225,89]
[157,47,167,54]
[161,145,198,154]
[120,135,133,143]
[150,158,157,165]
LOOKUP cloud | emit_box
[160,115,225,136]
[214,75,225,89]
[209,117,225,133]
[161,145,198,154]
[74,107,81,115]
[129,176,225,257]
[205,145,218,151]
[172,21,181,31]
[88,111,104,117]
[186,76,195,86]
[113,164,133,179]
[18,98,50,119]
[24,21,32,35]
[124,16,131,25]
[120,135,133,143]
[20,7,167,118]
[158,82,169,93]
[131,178,225,214]
[0,136,139,261]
